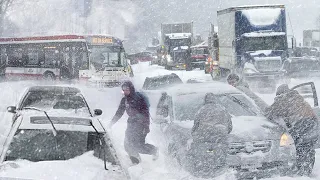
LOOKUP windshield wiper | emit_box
[227,95,257,116]
[89,120,108,170]
[22,107,57,136]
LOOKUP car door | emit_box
[155,92,172,133]
[291,82,318,111]
[291,82,320,148]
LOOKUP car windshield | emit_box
[217,94,260,116]
[20,91,90,115]
[174,93,204,121]
[5,129,103,162]
[174,92,260,121]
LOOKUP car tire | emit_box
[43,71,56,80]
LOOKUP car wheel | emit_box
[43,72,56,80]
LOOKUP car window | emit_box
[20,91,90,114]
[217,94,258,116]
[174,93,204,121]
[5,130,104,162]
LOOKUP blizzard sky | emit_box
[4,0,320,52]
[123,0,320,51]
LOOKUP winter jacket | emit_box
[266,89,319,143]
[234,79,250,89]
[192,96,232,143]
[111,83,150,129]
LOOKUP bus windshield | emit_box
[90,46,125,69]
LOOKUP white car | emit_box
[0,86,128,180]
[152,82,297,179]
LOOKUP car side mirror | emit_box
[7,106,16,113]
[94,109,103,116]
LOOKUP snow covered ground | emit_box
[0,62,319,179]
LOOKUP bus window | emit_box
[7,47,23,67]
[26,48,39,66]
[120,52,127,66]
[44,49,60,67]
[0,47,7,66]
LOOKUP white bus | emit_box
[0,35,90,80]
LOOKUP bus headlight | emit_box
[280,133,294,147]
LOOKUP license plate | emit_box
[240,156,263,170]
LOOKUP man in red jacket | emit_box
[109,81,158,164]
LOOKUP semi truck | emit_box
[217,5,288,91]
[159,22,194,70]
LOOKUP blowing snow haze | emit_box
[1,0,320,52]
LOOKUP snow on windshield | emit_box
[174,92,260,121]
[241,8,282,26]
[21,91,91,116]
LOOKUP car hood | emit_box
[228,116,283,143]
[0,152,126,180]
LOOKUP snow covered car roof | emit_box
[164,81,240,95]
[27,85,81,94]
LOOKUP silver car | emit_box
[153,82,296,179]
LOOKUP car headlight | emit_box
[212,61,219,65]
[280,133,294,147]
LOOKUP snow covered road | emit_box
[0,62,319,179]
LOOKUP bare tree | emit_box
[0,0,14,36]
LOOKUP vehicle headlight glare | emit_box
[280,133,294,147]
[212,61,219,65]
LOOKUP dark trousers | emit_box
[288,118,317,176]
[124,123,157,158]
[294,141,316,176]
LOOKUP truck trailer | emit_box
[217,5,288,91]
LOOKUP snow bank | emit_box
[0,151,125,180]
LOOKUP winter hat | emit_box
[122,80,135,93]
[276,84,289,96]
[227,73,240,84]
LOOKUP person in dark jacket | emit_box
[266,84,319,176]
[226,73,269,113]
[186,93,232,178]
[109,81,158,164]
[192,92,232,140]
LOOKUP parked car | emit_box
[127,52,154,64]
[283,57,320,79]
[152,82,296,179]
[1,85,128,179]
